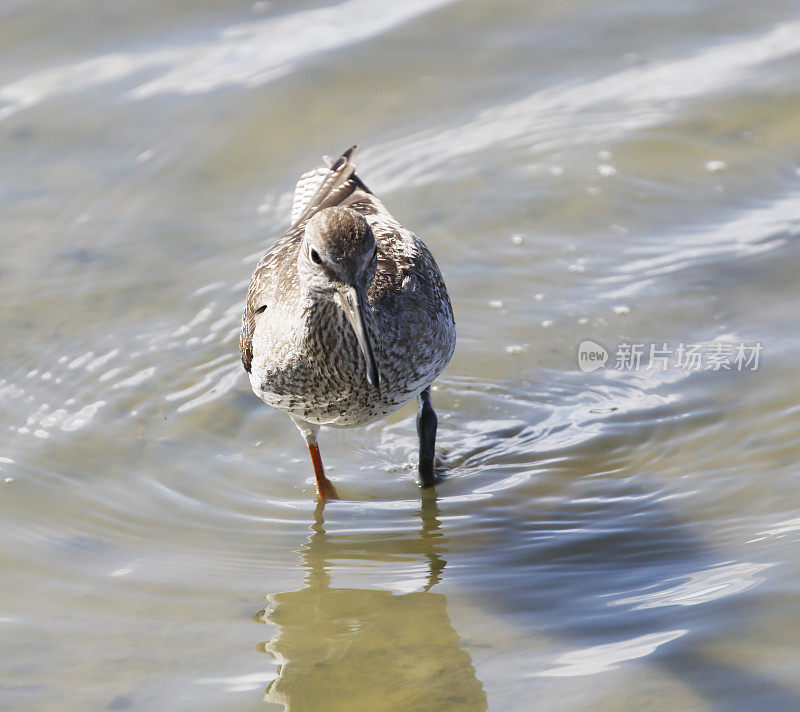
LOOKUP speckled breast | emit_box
[249,298,455,428]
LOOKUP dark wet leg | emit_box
[417,387,438,488]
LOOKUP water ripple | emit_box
[362,19,800,188]
[0,0,458,120]
[609,562,774,610]
[536,630,687,678]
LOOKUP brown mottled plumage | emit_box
[240,146,455,498]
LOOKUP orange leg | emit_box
[308,441,338,501]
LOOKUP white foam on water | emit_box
[609,561,774,610]
[754,517,800,539]
[112,367,157,389]
[15,400,107,436]
[195,671,277,693]
[535,629,687,677]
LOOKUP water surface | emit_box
[2,1,800,710]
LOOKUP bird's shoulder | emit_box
[344,193,449,311]
[344,194,416,280]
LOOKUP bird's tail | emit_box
[289,145,371,228]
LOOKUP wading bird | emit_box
[240,147,455,499]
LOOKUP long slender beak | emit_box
[338,286,381,390]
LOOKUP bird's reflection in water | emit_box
[255,491,486,712]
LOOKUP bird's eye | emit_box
[309,247,322,264]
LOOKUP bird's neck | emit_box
[300,286,379,344]
[300,290,340,331]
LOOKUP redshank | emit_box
[240,146,455,499]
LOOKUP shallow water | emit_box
[3,1,800,710]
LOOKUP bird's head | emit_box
[298,206,381,389]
